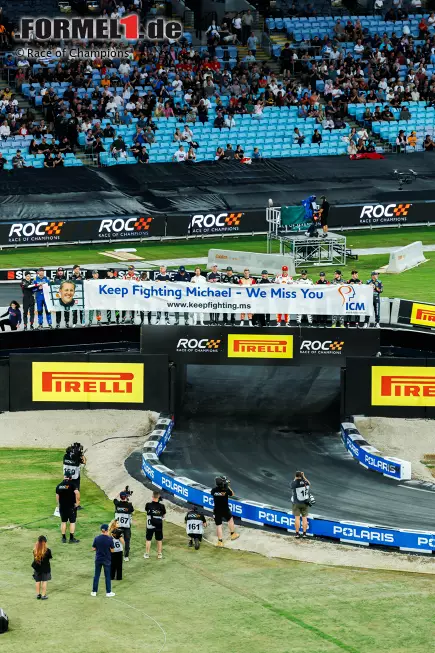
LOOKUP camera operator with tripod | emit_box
[211,476,240,547]
[113,487,134,562]
[63,442,86,497]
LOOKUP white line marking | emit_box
[112,598,167,653]
[398,485,435,493]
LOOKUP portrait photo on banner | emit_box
[47,279,85,310]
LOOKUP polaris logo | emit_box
[258,510,294,527]
[333,526,394,543]
[417,537,435,548]
[346,438,360,459]
[161,477,189,497]
[143,463,155,480]
[364,455,397,475]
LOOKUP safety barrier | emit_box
[341,422,412,481]
[142,416,434,554]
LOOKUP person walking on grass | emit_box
[32,535,52,600]
[91,524,115,597]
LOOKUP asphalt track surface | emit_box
[161,365,435,533]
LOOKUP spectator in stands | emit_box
[12,150,26,169]
[215,147,225,161]
[224,143,235,160]
[187,147,196,163]
[173,145,187,162]
[252,147,262,160]
[111,136,127,160]
[293,127,305,146]
[396,130,407,153]
[399,106,411,121]
[407,131,417,150]
[137,146,149,164]
[242,10,254,45]
[424,134,435,151]
[247,32,258,57]
[312,129,322,145]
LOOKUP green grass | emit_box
[0,449,434,653]
[1,227,435,301]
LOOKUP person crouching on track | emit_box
[109,520,124,581]
[144,491,166,560]
[291,471,311,539]
[185,505,207,550]
[211,476,240,547]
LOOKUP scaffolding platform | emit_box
[266,206,347,267]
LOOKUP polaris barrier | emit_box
[341,422,412,481]
[142,417,434,554]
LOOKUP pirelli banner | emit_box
[394,298,435,330]
[8,353,169,412]
[140,326,380,367]
[345,357,435,418]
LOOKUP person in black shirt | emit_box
[211,476,240,547]
[221,266,240,325]
[173,265,191,326]
[71,264,84,327]
[346,269,362,327]
[315,272,329,326]
[32,535,52,600]
[155,265,171,325]
[20,270,37,330]
[290,471,311,538]
[144,491,166,559]
[55,472,80,544]
[253,269,271,326]
[207,264,221,324]
[138,146,149,164]
[319,195,330,238]
[185,506,207,550]
[113,491,134,561]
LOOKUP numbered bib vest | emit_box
[112,537,123,553]
[115,512,132,528]
[186,519,204,536]
[63,463,79,480]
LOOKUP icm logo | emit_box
[188,212,243,234]
[258,510,294,528]
[417,537,435,549]
[346,302,365,311]
[333,526,395,543]
[176,338,221,353]
[143,463,155,480]
[8,221,65,243]
[359,203,412,224]
[98,217,153,238]
[300,340,344,355]
[161,477,189,498]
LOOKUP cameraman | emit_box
[211,476,240,547]
[113,489,134,562]
[144,491,166,560]
[291,471,310,539]
[63,443,86,493]
[55,471,80,544]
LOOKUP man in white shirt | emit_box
[171,76,183,92]
[0,121,10,140]
[173,145,186,162]
[118,61,131,75]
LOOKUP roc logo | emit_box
[176,338,221,353]
[228,334,293,359]
[134,216,153,232]
[393,204,411,217]
[300,340,344,354]
[372,366,435,406]
[45,221,64,235]
[224,213,242,226]
[410,302,435,327]
[32,362,144,403]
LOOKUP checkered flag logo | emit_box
[206,339,221,349]
[134,216,153,231]
[44,221,64,235]
[393,203,411,217]
[329,341,344,351]
[225,213,243,226]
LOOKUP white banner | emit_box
[44,280,374,316]
[207,249,296,276]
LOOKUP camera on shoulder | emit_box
[215,475,229,490]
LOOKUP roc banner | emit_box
[45,280,374,316]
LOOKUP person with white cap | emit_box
[274,265,294,326]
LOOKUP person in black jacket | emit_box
[0,300,22,331]
[71,265,84,327]
[20,271,37,330]
[54,267,71,329]
[32,535,52,600]
[221,267,240,326]
[173,265,190,326]
[253,269,271,326]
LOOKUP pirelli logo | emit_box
[372,366,435,406]
[410,302,435,327]
[32,362,144,403]
[227,334,293,359]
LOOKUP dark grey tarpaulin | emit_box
[1,153,435,221]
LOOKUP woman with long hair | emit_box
[108,520,124,581]
[32,535,52,600]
